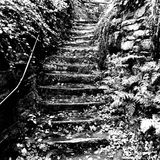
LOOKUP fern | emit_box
[114,91,134,101]
[121,55,146,64]
[122,75,140,89]
[110,94,122,108]
[139,61,159,73]
[96,0,160,126]
[154,94,160,104]
[151,72,160,86]
[125,103,136,118]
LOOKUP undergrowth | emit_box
[96,0,160,158]
[0,0,73,70]
[71,0,104,21]
[0,0,74,159]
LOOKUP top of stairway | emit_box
[74,20,98,24]
[81,0,110,4]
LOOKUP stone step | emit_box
[60,45,98,52]
[38,101,105,111]
[58,45,98,57]
[65,39,91,43]
[74,20,97,25]
[39,116,103,130]
[71,27,95,31]
[39,116,103,134]
[43,62,98,73]
[71,33,94,41]
[40,116,120,130]
[44,55,97,64]
[42,135,109,156]
[51,118,99,125]
[39,89,104,101]
[66,155,134,160]
[83,0,109,4]
[45,137,108,145]
[43,132,108,145]
[63,42,96,48]
[70,29,95,36]
[64,40,92,47]
[41,72,102,85]
[72,25,95,30]
[41,109,100,122]
[58,48,98,58]
[38,84,104,96]
[38,113,120,137]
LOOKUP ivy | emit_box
[0,0,73,70]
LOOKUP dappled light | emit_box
[1,0,160,160]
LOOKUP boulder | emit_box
[121,40,134,51]
[114,31,120,40]
[126,35,136,40]
[123,23,141,31]
[134,5,146,18]
[133,30,146,38]
[133,45,141,52]
[133,30,150,38]
[121,19,136,26]
[141,39,152,50]
[112,18,122,25]
[140,51,151,56]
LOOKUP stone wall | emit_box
[100,0,159,58]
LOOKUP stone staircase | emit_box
[35,20,111,159]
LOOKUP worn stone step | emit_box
[51,118,99,125]
[39,116,103,129]
[58,48,98,58]
[41,109,100,122]
[71,33,94,39]
[58,45,98,57]
[70,29,95,36]
[64,40,92,47]
[41,72,102,85]
[43,136,109,157]
[63,41,96,48]
[40,111,120,124]
[43,62,98,73]
[60,45,98,52]
[66,154,135,160]
[39,89,104,101]
[38,101,105,111]
[38,84,104,96]
[71,27,95,31]
[72,25,95,30]
[45,137,108,145]
[38,113,121,137]
[65,39,91,44]
[39,116,103,135]
[83,0,109,4]
[74,20,97,25]
[43,132,108,145]
[44,55,97,64]
[71,33,94,41]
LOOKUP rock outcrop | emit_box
[97,0,159,59]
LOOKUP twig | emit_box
[0,35,39,107]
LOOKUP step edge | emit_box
[38,85,101,90]
[51,118,101,124]
[45,72,101,76]
[44,62,96,67]
[44,137,108,144]
[39,101,105,106]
